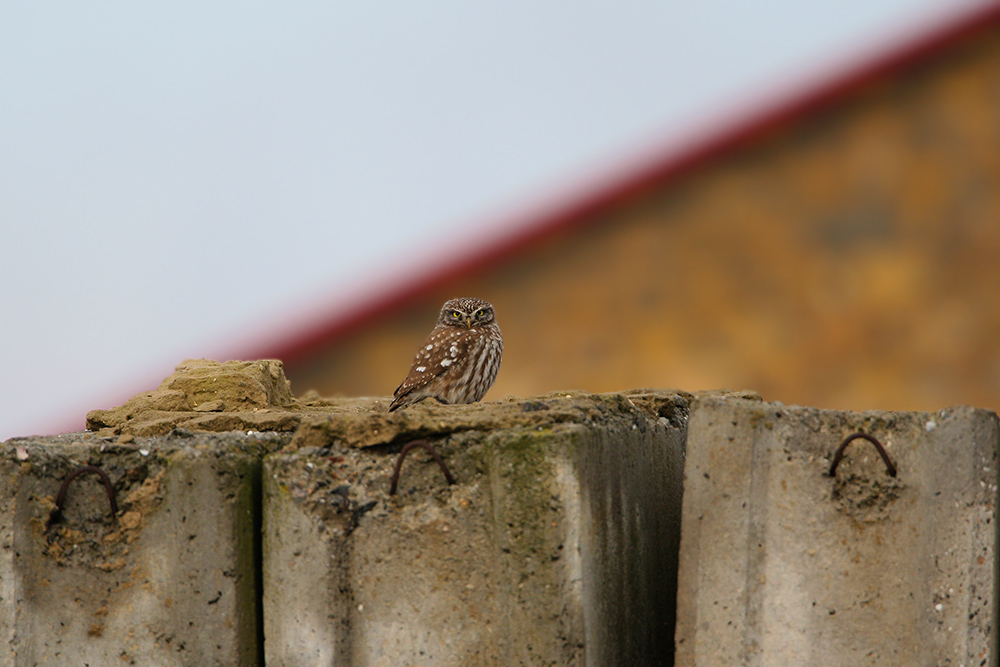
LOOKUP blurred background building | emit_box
[265,8,1000,413]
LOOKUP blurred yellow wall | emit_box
[285,24,1000,413]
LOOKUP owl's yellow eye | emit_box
[451,311,461,319]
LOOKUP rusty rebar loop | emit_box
[48,465,119,525]
[828,432,897,478]
[389,440,456,496]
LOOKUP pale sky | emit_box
[0,1,988,439]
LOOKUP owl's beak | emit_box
[464,315,473,328]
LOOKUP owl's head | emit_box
[438,297,496,328]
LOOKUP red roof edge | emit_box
[252,2,1000,367]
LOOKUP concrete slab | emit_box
[262,390,690,667]
[675,397,1000,666]
[0,430,283,667]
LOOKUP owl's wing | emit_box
[389,327,474,408]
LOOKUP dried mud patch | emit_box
[831,472,906,522]
[6,430,287,573]
[81,358,698,451]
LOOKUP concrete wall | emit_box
[262,390,687,667]
[0,430,280,666]
[675,396,1000,667]
[3,388,998,666]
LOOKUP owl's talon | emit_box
[389,440,456,495]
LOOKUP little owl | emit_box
[388,297,503,411]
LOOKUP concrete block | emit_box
[675,397,1000,666]
[262,390,688,666]
[0,430,282,666]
